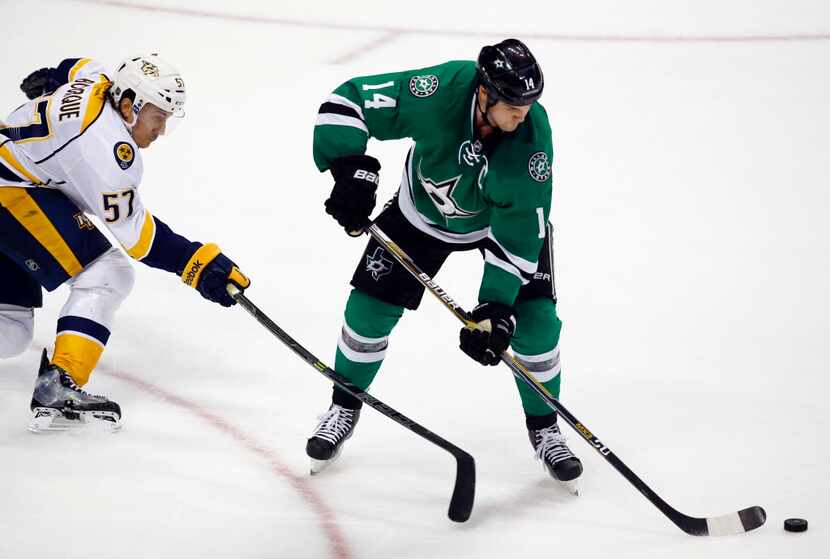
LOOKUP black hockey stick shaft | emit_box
[366,224,766,536]
[226,285,475,522]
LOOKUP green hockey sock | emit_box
[510,297,563,418]
[332,289,404,407]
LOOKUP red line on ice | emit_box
[72,0,830,43]
[24,343,351,559]
[100,366,352,559]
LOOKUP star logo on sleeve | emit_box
[528,152,551,182]
[408,74,439,98]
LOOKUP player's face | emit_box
[131,104,173,148]
[488,101,531,132]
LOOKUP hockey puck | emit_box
[784,518,808,532]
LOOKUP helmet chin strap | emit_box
[476,87,500,130]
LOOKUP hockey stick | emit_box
[226,285,475,523]
[365,223,766,536]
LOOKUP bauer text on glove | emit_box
[325,154,380,236]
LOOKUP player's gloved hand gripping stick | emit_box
[325,154,381,237]
[459,302,515,365]
[181,243,250,307]
[364,223,767,537]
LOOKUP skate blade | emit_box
[309,445,344,475]
[29,408,122,434]
[310,458,331,475]
[559,478,580,496]
[539,461,580,495]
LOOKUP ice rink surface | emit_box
[1,1,828,557]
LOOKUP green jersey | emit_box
[313,60,554,307]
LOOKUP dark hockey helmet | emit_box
[476,38,544,106]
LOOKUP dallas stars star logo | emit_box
[365,247,393,280]
[417,161,479,219]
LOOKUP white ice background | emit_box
[1,1,828,557]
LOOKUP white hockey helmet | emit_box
[110,54,186,117]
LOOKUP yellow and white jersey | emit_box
[0,58,155,261]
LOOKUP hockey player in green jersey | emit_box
[308,39,582,489]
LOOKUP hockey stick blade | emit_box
[502,351,767,536]
[227,285,475,522]
[663,505,767,536]
[695,506,767,536]
[366,224,767,536]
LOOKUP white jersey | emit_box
[0,59,155,261]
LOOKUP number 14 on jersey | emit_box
[363,82,396,109]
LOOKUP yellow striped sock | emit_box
[52,333,104,386]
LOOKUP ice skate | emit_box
[306,404,360,474]
[529,422,583,495]
[29,350,122,433]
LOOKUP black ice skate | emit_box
[529,422,583,495]
[29,349,122,433]
[306,404,361,474]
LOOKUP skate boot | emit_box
[529,421,583,494]
[29,349,122,433]
[306,404,361,474]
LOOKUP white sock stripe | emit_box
[516,355,559,373]
[514,347,561,382]
[340,327,388,354]
[522,363,561,383]
[315,113,368,134]
[513,346,560,363]
[337,337,387,363]
[341,322,389,345]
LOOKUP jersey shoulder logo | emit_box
[409,75,439,98]
[528,151,551,182]
[113,142,134,170]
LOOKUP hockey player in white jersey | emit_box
[0,55,251,431]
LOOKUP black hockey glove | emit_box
[325,154,381,236]
[180,243,251,307]
[459,302,516,366]
[20,68,62,100]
